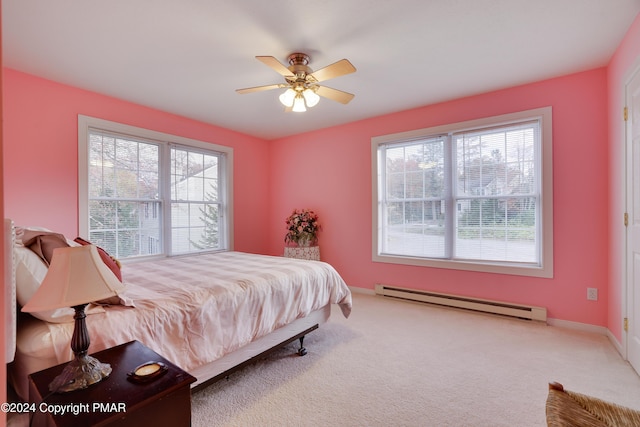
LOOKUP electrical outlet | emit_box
[587,288,598,301]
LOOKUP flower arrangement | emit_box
[284,209,321,247]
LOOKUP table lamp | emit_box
[22,245,125,392]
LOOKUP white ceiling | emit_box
[4,1,640,140]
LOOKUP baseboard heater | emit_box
[375,284,547,322]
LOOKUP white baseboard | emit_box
[606,329,625,357]
[548,318,626,359]
[547,317,608,335]
[350,286,628,360]
[348,286,375,295]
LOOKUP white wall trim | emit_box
[77,114,234,253]
[370,107,554,278]
[348,286,375,296]
[620,58,640,364]
[607,328,625,357]
[355,286,627,358]
[548,318,625,358]
[547,317,609,336]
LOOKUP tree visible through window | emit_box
[88,131,161,258]
[170,147,222,254]
[454,122,538,263]
[79,116,232,259]
[372,107,553,277]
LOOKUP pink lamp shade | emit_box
[21,244,125,392]
[22,244,124,313]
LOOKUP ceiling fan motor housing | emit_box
[236,52,355,105]
[286,53,314,85]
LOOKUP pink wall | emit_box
[607,13,640,342]
[0,5,7,422]
[269,69,610,326]
[2,68,271,254]
[0,47,626,329]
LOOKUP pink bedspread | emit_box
[46,251,352,371]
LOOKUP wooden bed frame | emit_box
[4,219,331,398]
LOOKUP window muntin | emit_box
[79,116,233,260]
[381,136,448,259]
[170,146,224,254]
[453,121,539,264]
[372,107,553,278]
[87,131,162,258]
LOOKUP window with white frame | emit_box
[78,116,233,259]
[372,107,553,277]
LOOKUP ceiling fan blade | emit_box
[309,59,356,82]
[315,85,355,104]
[236,83,287,94]
[256,56,294,77]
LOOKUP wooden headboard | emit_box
[5,219,16,363]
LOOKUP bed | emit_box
[5,219,352,400]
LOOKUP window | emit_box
[372,107,553,277]
[78,116,233,259]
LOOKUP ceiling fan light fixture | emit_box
[237,53,356,111]
[292,94,307,112]
[302,88,320,108]
[279,88,296,107]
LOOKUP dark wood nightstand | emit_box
[28,340,196,427]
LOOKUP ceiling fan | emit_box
[236,53,356,112]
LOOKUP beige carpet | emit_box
[191,291,640,427]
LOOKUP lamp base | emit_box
[49,354,112,393]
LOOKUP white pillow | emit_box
[14,240,105,324]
